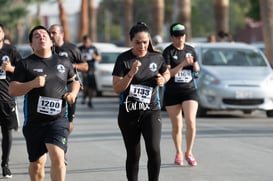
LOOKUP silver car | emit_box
[194,42,273,117]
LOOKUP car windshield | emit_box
[100,52,120,64]
[201,48,267,67]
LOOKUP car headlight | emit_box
[202,73,220,85]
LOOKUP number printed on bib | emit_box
[175,69,192,83]
[129,84,153,104]
[37,96,62,115]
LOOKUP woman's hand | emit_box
[156,74,165,87]
[129,60,142,76]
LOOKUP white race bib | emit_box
[0,67,6,79]
[129,84,153,104]
[37,96,62,115]
[174,69,192,83]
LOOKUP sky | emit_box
[28,0,101,16]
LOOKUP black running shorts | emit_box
[164,89,198,106]
[23,118,69,162]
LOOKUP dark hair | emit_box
[217,31,228,38]
[28,25,51,43]
[82,35,90,41]
[129,22,158,53]
[50,24,64,33]
[0,23,4,30]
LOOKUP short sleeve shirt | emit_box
[11,54,75,123]
[78,45,100,74]
[163,43,198,94]
[0,44,22,101]
[54,42,85,64]
[112,50,167,110]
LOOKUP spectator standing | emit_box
[112,22,170,181]
[49,24,88,133]
[9,25,80,181]
[78,35,101,108]
[0,23,21,178]
[163,23,200,166]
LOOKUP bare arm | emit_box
[9,75,47,96]
[169,55,200,77]
[155,69,171,87]
[63,75,81,104]
[73,62,88,72]
[112,60,142,94]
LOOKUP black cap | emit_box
[170,23,186,37]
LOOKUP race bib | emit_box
[37,96,62,115]
[0,67,6,79]
[174,69,192,83]
[129,84,153,104]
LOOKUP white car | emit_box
[95,46,130,96]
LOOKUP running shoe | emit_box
[185,153,197,166]
[174,154,183,166]
[2,165,12,178]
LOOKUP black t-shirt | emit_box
[112,49,167,110]
[11,54,75,123]
[163,43,198,94]
[0,43,22,101]
[54,42,84,64]
[78,45,100,74]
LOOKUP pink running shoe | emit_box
[174,154,183,166]
[185,154,197,166]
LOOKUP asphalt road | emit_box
[7,96,273,181]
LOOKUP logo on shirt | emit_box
[172,55,178,60]
[149,63,157,72]
[57,64,65,73]
[33,69,43,73]
[59,51,68,58]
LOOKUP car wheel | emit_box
[266,110,273,117]
[197,106,207,117]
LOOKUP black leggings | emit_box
[118,108,162,181]
[1,126,12,167]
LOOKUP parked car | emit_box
[250,42,273,68]
[95,46,130,96]
[196,42,273,117]
[156,42,273,117]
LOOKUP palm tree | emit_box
[153,0,164,39]
[259,0,273,63]
[57,0,70,41]
[213,0,229,38]
[124,0,133,46]
[177,0,192,40]
[89,0,97,41]
[79,0,89,41]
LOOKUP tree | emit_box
[79,0,89,41]
[89,0,97,41]
[259,0,273,63]
[152,0,164,39]
[57,0,70,41]
[0,0,29,43]
[176,0,192,40]
[213,0,229,38]
[124,0,133,46]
